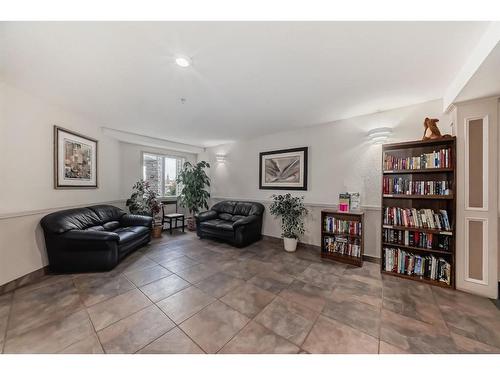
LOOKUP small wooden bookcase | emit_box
[321,210,364,267]
[381,137,456,288]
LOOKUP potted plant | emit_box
[126,180,162,238]
[176,161,211,231]
[269,193,308,252]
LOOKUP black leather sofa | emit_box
[40,205,152,273]
[195,201,265,247]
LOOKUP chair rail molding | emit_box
[0,199,127,220]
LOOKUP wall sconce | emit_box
[368,127,393,144]
[215,154,226,163]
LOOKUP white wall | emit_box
[119,142,197,200]
[201,99,451,258]
[0,81,200,287]
[0,82,123,286]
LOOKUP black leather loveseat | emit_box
[40,205,152,273]
[195,201,265,247]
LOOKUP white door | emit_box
[455,97,498,298]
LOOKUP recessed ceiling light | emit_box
[175,56,191,68]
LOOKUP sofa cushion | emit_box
[234,202,264,216]
[86,225,105,231]
[200,219,234,232]
[103,221,121,231]
[90,205,126,224]
[40,207,102,234]
[212,201,236,215]
[114,226,150,244]
[218,213,233,221]
[231,215,246,222]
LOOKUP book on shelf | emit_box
[349,192,360,210]
[384,148,452,171]
[338,193,350,212]
[383,247,451,285]
[383,228,451,251]
[324,216,362,235]
[324,237,361,257]
[383,207,451,230]
[383,177,451,196]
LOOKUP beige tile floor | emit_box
[1,231,499,354]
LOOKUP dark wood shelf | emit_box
[382,137,456,151]
[381,138,456,289]
[381,270,452,288]
[382,224,453,235]
[382,194,453,200]
[322,231,361,239]
[321,211,364,267]
[382,242,453,256]
[322,209,365,216]
[321,251,362,267]
[383,168,454,174]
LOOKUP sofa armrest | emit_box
[196,210,218,223]
[233,215,260,228]
[120,214,153,228]
[63,230,120,242]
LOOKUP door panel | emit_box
[455,97,498,298]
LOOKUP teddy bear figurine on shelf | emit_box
[422,117,451,141]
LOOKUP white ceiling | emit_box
[0,21,491,147]
[455,42,500,103]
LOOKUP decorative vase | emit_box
[187,217,196,231]
[283,237,298,252]
[152,225,163,238]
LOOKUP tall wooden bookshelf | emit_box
[381,137,456,288]
[321,210,364,267]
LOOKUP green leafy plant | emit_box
[176,161,211,216]
[269,193,308,239]
[126,180,161,218]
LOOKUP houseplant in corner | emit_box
[176,161,211,231]
[269,193,308,252]
[126,180,162,238]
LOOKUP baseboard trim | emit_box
[363,255,381,264]
[0,266,50,295]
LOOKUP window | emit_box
[142,153,185,197]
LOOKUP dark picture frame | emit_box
[259,147,308,190]
[54,125,98,189]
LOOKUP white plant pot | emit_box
[283,237,298,252]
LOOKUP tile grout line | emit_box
[429,286,459,351]
[3,234,194,354]
[63,278,105,354]
[378,275,384,354]
[296,267,350,352]
[176,323,208,354]
[75,274,138,309]
[130,280,190,354]
[154,284,215,326]
[214,294,278,354]
[174,299,220,354]
[0,292,15,354]
[8,233,498,354]
[91,298,155,336]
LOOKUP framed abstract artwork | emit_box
[259,147,308,190]
[54,126,98,188]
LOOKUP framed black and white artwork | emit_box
[54,126,98,189]
[259,147,308,190]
